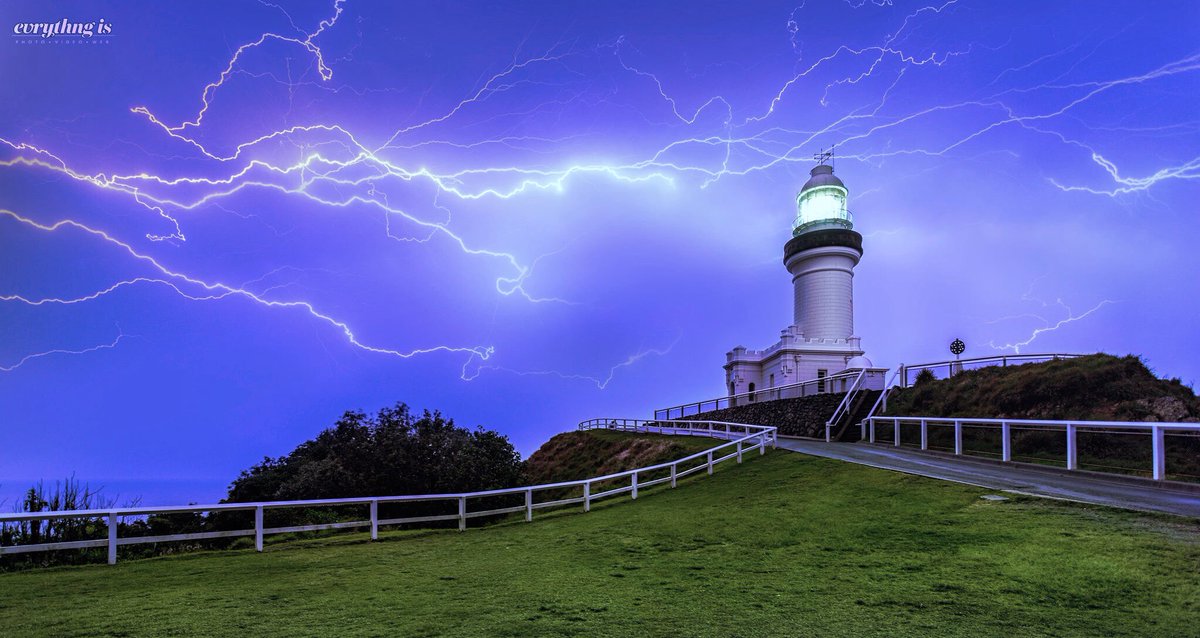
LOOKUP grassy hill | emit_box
[1,448,1196,637]
[523,429,715,485]
[883,354,1200,421]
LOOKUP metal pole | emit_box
[458,497,466,531]
[954,420,962,456]
[894,420,900,447]
[1001,422,1011,462]
[920,419,928,451]
[370,500,379,540]
[525,489,533,522]
[631,472,638,500]
[869,419,876,443]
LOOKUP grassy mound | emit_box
[524,430,715,485]
[2,452,1196,637]
[884,354,1200,421]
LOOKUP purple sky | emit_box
[1,0,1197,506]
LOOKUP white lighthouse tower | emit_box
[725,157,869,399]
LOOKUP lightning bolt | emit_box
[987,296,1115,355]
[462,338,679,390]
[1,330,126,373]
[0,209,493,365]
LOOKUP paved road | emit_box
[774,438,1200,518]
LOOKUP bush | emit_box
[226,403,524,503]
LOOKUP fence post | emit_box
[370,500,379,541]
[1151,426,1165,481]
[920,419,928,451]
[707,450,714,475]
[1001,422,1011,462]
[1066,424,1077,470]
[737,441,743,463]
[458,497,466,531]
[583,481,591,512]
[632,472,639,500]
[825,423,831,443]
[255,505,264,552]
[670,463,677,488]
[869,419,876,444]
[954,420,962,456]
[525,489,533,522]
[860,421,866,441]
[107,513,118,565]
[759,434,766,455]
[894,420,900,447]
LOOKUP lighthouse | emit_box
[725,157,870,400]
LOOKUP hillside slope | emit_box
[2,453,1196,637]
[884,354,1200,421]
[524,430,716,485]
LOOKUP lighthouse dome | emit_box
[800,164,845,192]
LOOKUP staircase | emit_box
[829,390,880,442]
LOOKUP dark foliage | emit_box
[225,403,523,503]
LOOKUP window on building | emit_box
[817,369,828,393]
[730,382,736,397]
[748,382,756,402]
[769,374,775,388]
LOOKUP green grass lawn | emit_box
[1,450,1197,637]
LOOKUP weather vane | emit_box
[813,146,835,168]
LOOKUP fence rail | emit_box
[0,419,775,565]
[655,369,870,420]
[898,353,1084,387]
[864,416,1199,481]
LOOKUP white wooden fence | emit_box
[864,416,1199,481]
[0,419,775,565]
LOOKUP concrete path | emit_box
[774,438,1200,518]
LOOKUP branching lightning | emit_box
[2,0,1194,385]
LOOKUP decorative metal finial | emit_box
[950,338,965,358]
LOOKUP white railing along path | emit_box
[865,416,1199,481]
